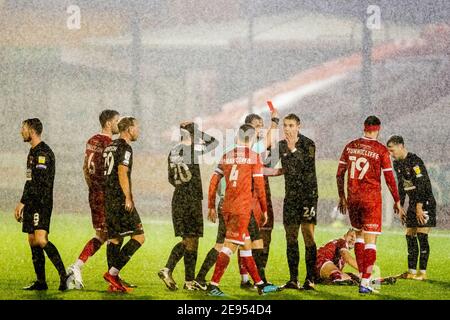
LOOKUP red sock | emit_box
[330,270,343,281]
[362,244,377,279]
[211,249,232,285]
[78,238,103,263]
[237,251,248,277]
[240,250,262,284]
[354,239,365,274]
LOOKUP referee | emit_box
[14,118,68,291]
[272,113,318,290]
[387,135,436,281]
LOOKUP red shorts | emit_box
[348,199,382,234]
[223,212,250,245]
[88,190,107,232]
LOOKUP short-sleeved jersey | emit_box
[21,141,55,207]
[208,146,267,215]
[337,137,397,202]
[317,238,349,270]
[104,138,133,205]
[393,152,435,206]
[84,133,112,190]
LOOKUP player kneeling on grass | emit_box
[206,124,281,296]
[387,135,436,281]
[102,117,145,293]
[317,229,397,286]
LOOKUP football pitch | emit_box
[0,213,449,300]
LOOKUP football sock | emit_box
[305,244,317,282]
[184,249,198,282]
[210,247,232,286]
[406,235,419,271]
[330,270,343,282]
[31,246,46,283]
[114,239,142,271]
[238,251,249,282]
[42,241,66,277]
[196,247,218,282]
[107,241,122,270]
[355,238,365,275]
[287,241,299,281]
[417,233,430,271]
[240,250,263,285]
[165,242,186,271]
[78,237,103,264]
[252,248,267,283]
[362,244,377,281]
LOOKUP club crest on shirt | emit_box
[38,156,46,164]
[413,165,422,177]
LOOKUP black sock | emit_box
[287,241,299,281]
[165,242,186,271]
[417,233,430,271]
[31,246,46,283]
[115,239,142,271]
[107,241,122,270]
[253,249,267,283]
[305,244,317,282]
[42,241,66,278]
[184,250,198,282]
[196,248,219,282]
[406,235,419,270]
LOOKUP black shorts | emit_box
[406,200,436,228]
[283,197,318,226]
[172,196,203,238]
[22,204,52,234]
[216,199,261,244]
[105,204,144,239]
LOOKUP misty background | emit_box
[0,0,449,228]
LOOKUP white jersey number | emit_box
[103,152,114,176]
[349,156,369,180]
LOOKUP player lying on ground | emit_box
[206,124,281,296]
[387,135,436,281]
[317,229,399,287]
[66,110,137,290]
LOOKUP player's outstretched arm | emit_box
[336,150,348,214]
[208,165,223,216]
[118,165,133,212]
[341,249,358,271]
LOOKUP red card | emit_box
[267,100,274,112]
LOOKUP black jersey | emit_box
[20,141,55,207]
[277,134,318,200]
[104,138,133,205]
[168,132,218,201]
[393,152,436,206]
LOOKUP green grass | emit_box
[0,213,449,300]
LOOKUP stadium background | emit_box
[1,0,448,229]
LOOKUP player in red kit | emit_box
[336,116,405,294]
[66,110,121,289]
[206,124,280,296]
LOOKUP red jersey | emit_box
[317,238,349,271]
[337,137,400,203]
[208,146,267,215]
[84,133,112,190]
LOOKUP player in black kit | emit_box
[159,121,218,291]
[387,135,436,281]
[102,117,145,293]
[14,118,69,291]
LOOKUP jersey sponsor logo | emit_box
[413,165,423,177]
[38,156,46,164]
[36,164,47,169]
